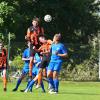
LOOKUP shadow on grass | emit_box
[59,92,100,96]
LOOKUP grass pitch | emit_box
[0,81,100,100]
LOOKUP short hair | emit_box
[32,17,40,22]
[54,33,61,41]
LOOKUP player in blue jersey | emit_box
[24,53,45,93]
[47,34,68,94]
[12,42,31,91]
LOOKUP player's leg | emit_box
[37,60,48,88]
[36,68,42,88]
[29,43,36,77]
[24,75,38,92]
[24,66,38,92]
[12,70,27,91]
[40,80,45,93]
[52,62,62,93]
[36,68,45,92]
[47,71,53,90]
[2,69,7,91]
[47,62,54,92]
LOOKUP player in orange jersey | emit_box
[0,40,8,91]
[25,17,44,79]
[35,36,53,88]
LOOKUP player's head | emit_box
[39,35,47,44]
[32,17,40,27]
[53,33,61,42]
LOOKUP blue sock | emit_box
[41,81,45,92]
[15,79,22,89]
[26,78,32,89]
[29,85,33,92]
[48,77,54,89]
[27,80,35,90]
[53,79,59,92]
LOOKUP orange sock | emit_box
[43,68,47,77]
[29,60,33,76]
[38,72,42,85]
[3,77,7,89]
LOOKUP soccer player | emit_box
[24,53,45,93]
[0,41,8,91]
[35,36,53,88]
[12,42,31,91]
[25,17,44,79]
[47,34,68,94]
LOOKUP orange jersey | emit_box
[38,40,52,53]
[0,48,7,68]
[26,26,44,45]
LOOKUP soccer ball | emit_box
[44,14,52,22]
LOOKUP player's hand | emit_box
[40,52,43,54]
[25,35,30,41]
[33,46,36,50]
[25,35,28,39]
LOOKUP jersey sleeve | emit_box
[22,50,26,58]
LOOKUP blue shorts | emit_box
[22,65,29,75]
[47,62,62,73]
[32,66,39,76]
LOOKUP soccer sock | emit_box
[48,77,54,89]
[3,77,7,89]
[53,79,59,92]
[15,79,22,89]
[48,83,53,89]
[41,81,45,92]
[26,78,32,88]
[27,80,35,90]
[29,60,33,76]
[38,72,42,85]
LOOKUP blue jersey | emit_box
[50,43,67,62]
[22,48,30,65]
[34,53,41,65]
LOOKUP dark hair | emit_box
[32,17,40,22]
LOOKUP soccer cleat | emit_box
[49,91,58,94]
[20,89,25,92]
[48,88,54,93]
[35,85,41,89]
[12,88,17,92]
[4,88,7,92]
[42,89,46,93]
[24,89,28,93]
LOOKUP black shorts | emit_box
[39,56,50,68]
[30,44,36,57]
[0,67,7,70]
[30,43,40,57]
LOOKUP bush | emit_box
[60,35,99,81]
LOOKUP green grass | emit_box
[0,81,100,100]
